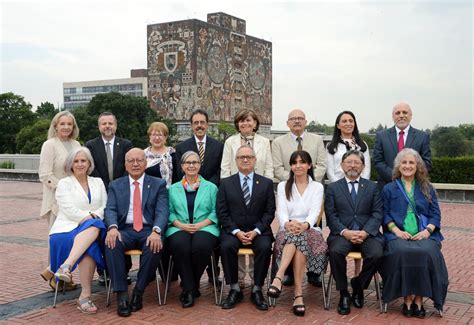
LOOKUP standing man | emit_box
[272,108,327,287]
[218,146,275,311]
[373,102,432,190]
[176,108,224,185]
[104,148,169,317]
[325,150,384,315]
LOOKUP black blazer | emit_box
[324,177,383,243]
[217,173,275,236]
[373,126,432,187]
[85,136,133,189]
[175,136,224,185]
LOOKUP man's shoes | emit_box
[307,272,322,287]
[350,278,364,309]
[130,288,143,312]
[337,294,351,315]
[282,275,294,286]
[181,290,195,308]
[117,294,131,317]
[250,290,269,311]
[221,289,243,309]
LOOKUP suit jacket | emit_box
[325,177,383,243]
[382,180,443,242]
[272,132,327,183]
[217,173,275,236]
[373,126,432,186]
[104,174,169,235]
[175,135,224,185]
[85,136,133,190]
[39,137,81,217]
[221,133,274,179]
[50,176,107,234]
[166,177,220,237]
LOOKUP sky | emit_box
[1,0,472,132]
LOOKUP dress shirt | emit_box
[126,174,146,225]
[102,136,116,158]
[232,171,261,235]
[194,134,207,147]
[395,125,410,146]
[345,176,361,193]
[289,131,305,144]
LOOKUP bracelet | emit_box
[387,223,396,232]
[425,227,434,235]
[304,222,311,230]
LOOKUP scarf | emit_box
[182,175,202,192]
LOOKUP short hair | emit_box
[48,111,79,140]
[189,109,209,123]
[180,150,200,164]
[233,108,260,132]
[64,147,95,176]
[98,111,117,124]
[235,145,256,158]
[341,149,365,165]
[147,121,169,137]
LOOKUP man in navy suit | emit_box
[325,150,384,315]
[104,148,169,317]
[373,102,432,190]
[218,146,275,311]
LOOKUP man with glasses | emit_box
[218,146,275,311]
[104,148,169,317]
[272,108,327,286]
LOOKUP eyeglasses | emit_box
[343,160,363,166]
[183,161,201,166]
[150,133,165,138]
[288,117,305,122]
[192,121,207,126]
[126,158,146,164]
[236,155,256,160]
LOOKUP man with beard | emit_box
[325,150,384,315]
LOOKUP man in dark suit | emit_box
[218,146,275,311]
[325,150,384,316]
[104,148,169,317]
[176,108,224,186]
[373,102,432,190]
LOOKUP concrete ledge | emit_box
[0,169,39,182]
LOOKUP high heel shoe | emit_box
[411,303,426,318]
[40,268,54,282]
[267,276,283,298]
[54,264,72,283]
[292,295,305,317]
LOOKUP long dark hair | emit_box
[285,150,315,200]
[327,110,367,154]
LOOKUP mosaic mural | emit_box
[147,12,272,125]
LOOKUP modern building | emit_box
[147,12,272,136]
[63,70,148,109]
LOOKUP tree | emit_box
[16,119,50,154]
[431,126,470,157]
[208,121,237,142]
[305,121,333,134]
[35,101,59,119]
[368,123,386,134]
[0,92,36,153]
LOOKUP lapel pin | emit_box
[147,185,150,188]
[256,180,259,185]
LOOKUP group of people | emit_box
[37,103,448,318]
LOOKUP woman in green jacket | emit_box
[166,151,219,308]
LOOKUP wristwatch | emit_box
[425,227,434,235]
[153,227,161,235]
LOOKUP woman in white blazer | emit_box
[220,108,273,179]
[49,147,107,314]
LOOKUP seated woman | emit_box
[49,147,107,314]
[166,151,219,308]
[267,150,328,316]
[381,148,448,318]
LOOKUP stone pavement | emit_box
[0,180,472,324]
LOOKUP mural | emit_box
[147,13,272,125]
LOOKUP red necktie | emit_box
[133,181,143,232]
[398,130,405,152]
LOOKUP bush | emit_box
[0,161,15,169]
[430,156,474,184]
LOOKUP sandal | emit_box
[293,295,305,317]
[267,276,283,298]
[77,297,98,314]
[54,264,72,283]
[40,268,54,281]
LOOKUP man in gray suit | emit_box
[272,108,327,286]
[373,102,432,190]
[325,150,383,315]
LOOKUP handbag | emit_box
[395,180,429,231]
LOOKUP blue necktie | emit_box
[350,181,358,204]
[242,176,251,207]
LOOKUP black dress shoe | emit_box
[282,275,295,286]
[130,289,143,312]
[307,272,322,287]
[412,303,426,318]
[337,295,351,315]
[221,289,244,309]
[181,290,194,308]
[250,290,269,311]
[350,278,364,309]
[117,297,131,317]
[402,303,413,317]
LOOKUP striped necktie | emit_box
[242,176,251,207]
[198,141,205,162]
[296,137,303,150]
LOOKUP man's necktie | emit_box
[296,137,303,150]
[198,141,205,163]
[242,176,251,207]
[398,130,405,152]
[133,181,143,232]
[106,142,113,181]
[350,181,358,204]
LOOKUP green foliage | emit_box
[208,121,237,142]
[306,121,333,134]
[16,119,51,154]
[35,102,59,119]
[360,133,375,149]
[368,123,387,134]
[0,161,15,169]
[0,92,36,153]
[430,156,474,184]
[431,126,474,157]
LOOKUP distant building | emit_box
[147,12,272,136]
[63,70,148,109]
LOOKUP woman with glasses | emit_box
[166,151,219,308]
[144,122,178,187]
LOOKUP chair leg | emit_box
[155,268,161,305]
[266,255,275,307]
[106,278,112,307]
[383,302,388,313]
[325,272,333,310]
[219,271,225,306]
[321,272,327,310]
[210,254,218,305]
[163,256,173,305]
[374,273,383,313]
[103,269,108,304]
[53,278,59,308]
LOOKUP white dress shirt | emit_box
[126,174,147,225]
[102,136,116,158]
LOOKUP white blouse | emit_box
[326,142,371,183]
[276,177,324,231]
